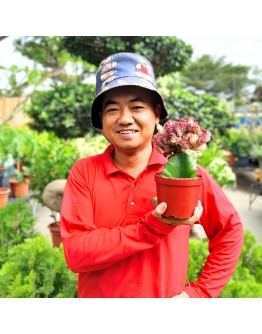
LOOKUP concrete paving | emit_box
[223,170,262,244]
[33,170,262,244]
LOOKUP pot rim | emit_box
[0,187,10,194]
[154,172,204,180]
[154,172,204,186]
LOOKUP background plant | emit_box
[0,200,37,267]
[27,131,81,204]
[25,82,97,138]
[221,127,253,157]
[2,36,240,138]
[26,130,108,205]
[181,54,251,100]
[187,230,262,297]
[0,235,77,297]
[198,141,236,186]
[61,36,193,77]
[157,76,236,136]
[0,124,37,168]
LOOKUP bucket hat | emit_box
[91,52,168,129]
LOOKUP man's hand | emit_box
[152,200,203,227]
[173,291,190,298]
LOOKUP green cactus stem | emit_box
[162,152,197,178]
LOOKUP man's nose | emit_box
[118,109,134,124]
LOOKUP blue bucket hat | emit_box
[91,52,168,129]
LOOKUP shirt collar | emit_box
[102,141,167,176]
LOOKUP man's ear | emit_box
[155,104,161,120]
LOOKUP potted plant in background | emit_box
[8,168,31,198]
[197,141,236,187]
[42,179,67,248]
[153,117,211,218]
[0,153,10,205]
[0,187,10,208]
[221,128,252,168]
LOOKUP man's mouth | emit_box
[117,130,137,134]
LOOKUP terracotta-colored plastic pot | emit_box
[48,222,62,248]
[9,179,29,198]
[0,187,10,208]
[154,173,204,219]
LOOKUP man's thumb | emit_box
[153,202,167,218]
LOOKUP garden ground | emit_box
[33,169,262,244]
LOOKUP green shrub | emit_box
[0,200,37,266]
[187,238,209,282]
[187,230,262,298]
[221,128,253,157]
[242,237,262,284]
[71,134,108,157]
[25,82,96,138]
[220,279,262,298]
[0,124,37,168]
[0,235,77,297]
[26,131,108,205]
[198,141,236,187]
[27,131,81,204]
[157,77,235,136]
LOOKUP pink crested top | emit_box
[153,116,211,157]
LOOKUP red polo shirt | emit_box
[60,142,244,298]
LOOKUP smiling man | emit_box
[100,86,161,177]
[60,52,244,298]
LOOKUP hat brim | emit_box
[91,77,168,129]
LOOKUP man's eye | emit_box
[106,108,118,113]
[132,105,144,110]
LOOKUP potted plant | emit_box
[250,145,262,169]
[0,187,10,208]
[197,141,236,187]
[152,117,211,218]
[42,179,67,247]
[8,168,30,198]
[221,128,252,167]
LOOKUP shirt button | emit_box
[132,184,135,188]
[130,201,135,206]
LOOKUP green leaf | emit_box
[162,152,197,178]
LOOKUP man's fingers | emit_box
[152,200,203,226]
[193,200,203,221]
[152,202,167,219]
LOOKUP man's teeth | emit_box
[119,131,136,134]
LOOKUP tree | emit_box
[181,54,251,100]
[0,36,96,126]
[61,36,193,77]
[1,36,193,136]
[0,37,96,97]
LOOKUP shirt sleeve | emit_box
[184,166,244,298]
[60,160,174,274]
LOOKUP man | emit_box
[60,52,244,298]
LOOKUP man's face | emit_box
[101,86,160,153]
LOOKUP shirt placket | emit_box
[127,181,137,216]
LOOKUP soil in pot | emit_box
[154,173,204,219]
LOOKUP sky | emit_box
[1,36,262,91]
[1,36,262,69]
[179,36,262,69]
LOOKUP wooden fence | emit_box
[0,97,31,128]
